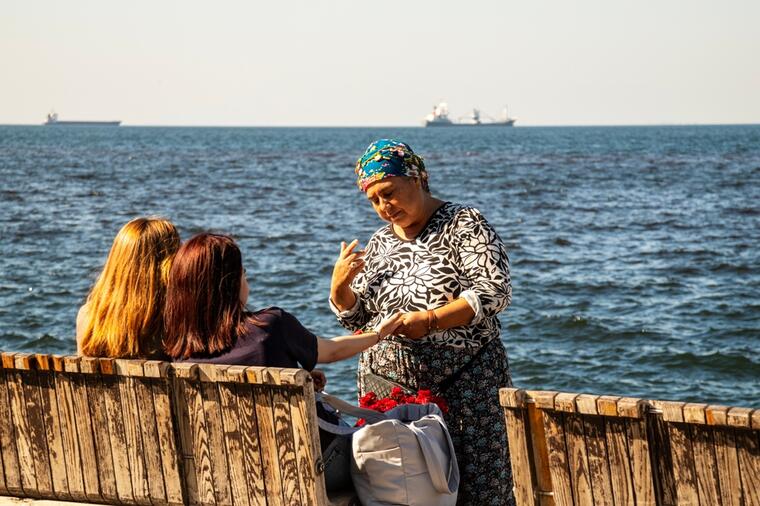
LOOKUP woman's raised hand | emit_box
[330,239,365,311]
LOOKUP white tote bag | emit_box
[318,394,459,506]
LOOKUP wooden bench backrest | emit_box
[0,353,329,506]
[500,388,760,506]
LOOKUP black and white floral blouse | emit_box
[331,202,511,349]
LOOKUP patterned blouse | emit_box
[332,202,511,348]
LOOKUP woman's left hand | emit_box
[396,311,430,339]
[310,369,327,391]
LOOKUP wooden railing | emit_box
[0,352,352,506]
[500,388,760,506]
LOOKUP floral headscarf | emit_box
[355,139,427,192]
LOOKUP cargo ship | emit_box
[43,112,121,126]
[423,102,515,127]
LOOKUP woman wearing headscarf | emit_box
[330,139,515,505]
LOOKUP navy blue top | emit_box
[179,307,318,370]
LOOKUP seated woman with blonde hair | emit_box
[77,217,180,359]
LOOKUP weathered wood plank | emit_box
[115,361,150,506]
[604,418,635,506]
[19,368,54,498]
[668,422,699,506]
[269,369,302,506]
[553,392,577,413]
[596,395,620,417]
[249,368,285,506]
[199,371,233,506]
[281,370,324,506]
[169,370,200,506]
[711,426,742,506]
[6,367,39,497]
[182,374,216,505]
[134,376,168,505]
[583,415,613,505]
[499,387,525,409]
[628,416,656,505]
[149,373,185,506]
[235,383,267,506]
[100,370,135,504]
[68,366,101,501]
[0,367,23,496]
[503,406,535,506]
[541,409,570,506]
[683,403,708,425]
[218,378,250,506]
[736,428,760,506]
[81,371,118,504]
[690,425,721,506]
[51,358,86,502]
[564,413,593,506]
[34,369,70,501]
[727,407,753,429]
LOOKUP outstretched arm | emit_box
[317,312,402,363]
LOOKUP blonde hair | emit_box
[80,217,180,358]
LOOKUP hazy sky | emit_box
[2,0,759,126]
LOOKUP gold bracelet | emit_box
[427,309,439,332]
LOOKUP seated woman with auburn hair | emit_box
[77,217,181,359]
[163,233,401,376]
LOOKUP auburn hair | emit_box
[163,233,248,360]
[80,217,180,358]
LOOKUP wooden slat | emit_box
[690,425,721,505]
[52,360,86,501]
[0,368,23,496]
[604,418,635,505]
[69,366,101,501]
[282,370,324,506]
[235,383,267,506]
[6,367,38,497]
[169,373,200,505]
[19,368,54,498]
[575,394,598,415]
[752,409,760,430]
[596,396,620,417]
[627,415,656,504]
[134,376,168,504]
[712,427,742,506]
[564,413,593,506]
[150,374,185,506]
[668,422,699,505]
[541,409,569,506]
[35,369,70,500]
[554,393,577,413]
[683,403,708,424]
[705,405,730,426]
[502,405,535,506]
[116,361,150,505]
[268,369,302,506]
[199,369,233,505]
[530,390,558,411]
[84,374,118,503]
[727,407,753,429]
[582,415,613,505]
[248,368,284,506]
[736,428,760,506]
[182,373,216,504]
[100,371,135,503]
[218,378,250,506]
[499,387,526,409]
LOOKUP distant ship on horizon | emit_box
[43,111,121,127]
[423,102,516,127]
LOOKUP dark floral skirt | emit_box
[358,337,516,506]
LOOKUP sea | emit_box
[1,124,758,406]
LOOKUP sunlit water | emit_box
[1,124,758,405]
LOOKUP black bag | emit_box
[316,399,353,492]
[360,371,414,399]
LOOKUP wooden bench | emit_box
[0,352,353,505]
[500,388,760,505]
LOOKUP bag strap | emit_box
[316,393,387,436]
[408,415,460,494]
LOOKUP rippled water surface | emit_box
[1,125,758,405]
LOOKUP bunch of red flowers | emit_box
[356,386,449,427]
